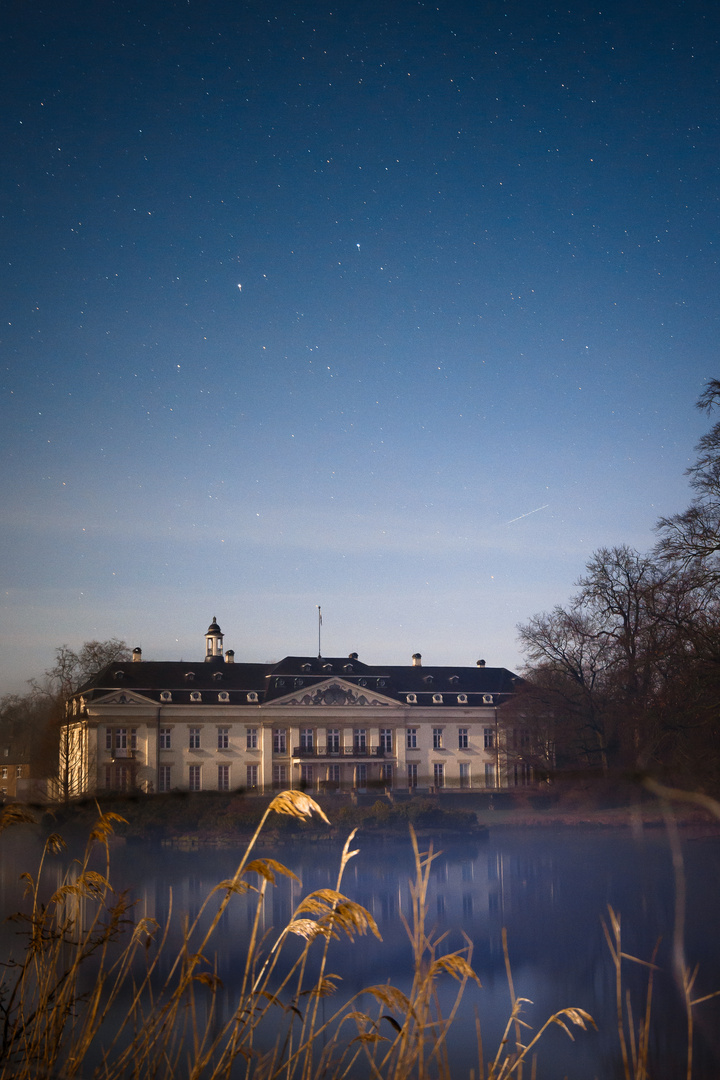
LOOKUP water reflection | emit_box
[2,826,719,1077]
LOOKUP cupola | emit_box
[205,617,224,662]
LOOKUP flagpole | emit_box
[317,605,322,659]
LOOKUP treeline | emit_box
[510,379,720,791]
[0,639,129,790]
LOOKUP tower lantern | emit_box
[205,617,224,662]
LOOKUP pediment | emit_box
[266,678,395,708]
[92,690,157,707]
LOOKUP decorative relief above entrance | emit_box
[284,681,390,707]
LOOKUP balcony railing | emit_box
[293,746,390,759]
[111,748,138,760]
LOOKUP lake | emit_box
[2,823,720,1077]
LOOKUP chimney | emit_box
[412,653,422,667]
[132,647,142,662]
[348,652,359,660]
[477,659,486,667]
[225,650,235,664]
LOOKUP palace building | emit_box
[62,619,523,797]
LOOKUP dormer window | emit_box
[323,663,332,673]
[483,694,494,704]
[114,671,124,680]
[458,693,468,704]
[212,671,223,681]
[406,693,417,704]
[160,691,172,703]
[432,694,443,704]
[424,675,434,685]
[301,664,311,673]
[218,691,229,703]
[190,691,202,702]
[185,672,195,682]
[448,675,459,685]
[247,692,258,703]
[344,664,353,673]
[378,679,386,687]
[276,678,285,688]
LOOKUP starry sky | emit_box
[1,0,718,693]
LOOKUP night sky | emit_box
[2,0,718,693]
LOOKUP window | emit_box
[272,763,287,789]
[245,728,257,750]
[1,767,7,780]
[246,764,258,788]
[327,763,341,786]
[326,728,340,753]
[458,728,468,750]
[189,728,201,750]
[380,728,392,753]
[433,762,445,788]
[116,728,127,750]
[273,728,287,754]
[158,765,171,793]
[105,729,112,751]
[512,763,533,787]
[433,728,443,750]
[189,765,201,791]
[159,728,171,750]
[380,763,394,786]
[218,765,230,791]
[354,729,366,753]
[300,763,314,787]
[407,762,418,789]
[16,765,22,778]
[484,727,495,750]
[485,763,496,787]
[459,762,470,789]
[300,728,314,753]
[217,728,230,749]
[406,728,418,750]
[355,763,367,788]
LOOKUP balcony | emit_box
[111,748,138,760]
[293,746,390,759]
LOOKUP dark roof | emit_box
[75,655,520,707]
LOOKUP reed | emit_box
[0,795,593,1080]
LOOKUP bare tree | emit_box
[657,379,720,571]
[30,639,131,800]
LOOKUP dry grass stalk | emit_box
[0,798,593,1080]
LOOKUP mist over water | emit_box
[2,826,720,1077]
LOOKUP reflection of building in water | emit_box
[61,619,530,797]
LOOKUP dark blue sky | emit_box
[1,0,718,691]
